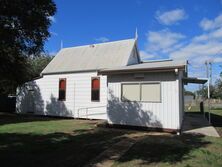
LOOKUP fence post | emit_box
[200,101,204,114]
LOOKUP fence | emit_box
[185,98,222,112]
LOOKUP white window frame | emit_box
[121,83,140,102]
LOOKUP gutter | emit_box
[41,69,98,75]
[98,66,186,75]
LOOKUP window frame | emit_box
[121,83,140,102]
[140,82,161,103]
[91,77,100,102]
[121,82,161,103]
[58,78,66,101]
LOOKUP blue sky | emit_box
[45,0,222,91]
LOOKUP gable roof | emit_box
[99,59,187,74]
[42,39,137,74]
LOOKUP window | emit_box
[121,83,161,102]
[122,84,140,101]
[141,83,161,102]
[91,77,100,101]
[58,78,66,100]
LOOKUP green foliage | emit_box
[214,78,222,99]
[0,0,56,95]
[28,54,54,79]
[184,90,195,96]
[196,85,213,99]
[196,79,222,99]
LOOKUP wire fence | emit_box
[185,98,222,112]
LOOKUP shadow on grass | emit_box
[185,111,222,137]
[0,127,211,167]
[182,112,211,132]
[206,112,222,137]
[0,128,130,167]
[116,134,210,166]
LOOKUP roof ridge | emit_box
[61,38,135,51]
[142,59,173,63]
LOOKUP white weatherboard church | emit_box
[16,37,206,132]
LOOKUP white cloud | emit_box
[141,13,222,81]
[139,51,156,60]
[146,29,185,52]
[95,37,109,43]
[170,41,222,62]
[170,29,222,64]
[200,14,222,31]
[48,16,56,23]
[156,9,188,25]
[192,27,222,42]
[170,14,222,64]
[140,29,185,60]
[142,13,222,84]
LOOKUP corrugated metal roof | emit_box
[99,59,187,73]
[42,39,136,74]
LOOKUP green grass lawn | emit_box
[0,113,222,167]
[0,113,129,167]
[114,105,222,166]
[113,134,222,167]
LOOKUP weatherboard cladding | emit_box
[42,39,136,74]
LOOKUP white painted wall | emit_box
[107,72,181,130]
[16,69,185,130]
[16,71,107,119]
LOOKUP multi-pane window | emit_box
[122,83,161,102]
[122,84,140,101]
[141,83,161,102]
[91,77,100,101]
[58,78,66,101]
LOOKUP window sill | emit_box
[91,100,100,102]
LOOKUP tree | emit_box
[28,54,54,79]
[195,84,220,99]
[0,0,56,95]
[195,66,222,99]
[184,90,195,96]
[214,78,222,99]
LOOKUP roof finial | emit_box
[135,27,138,40]
[60,40,63,50]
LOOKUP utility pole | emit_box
[205,60,211,123]
[205,60,209,78]
[209,62,212,86]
